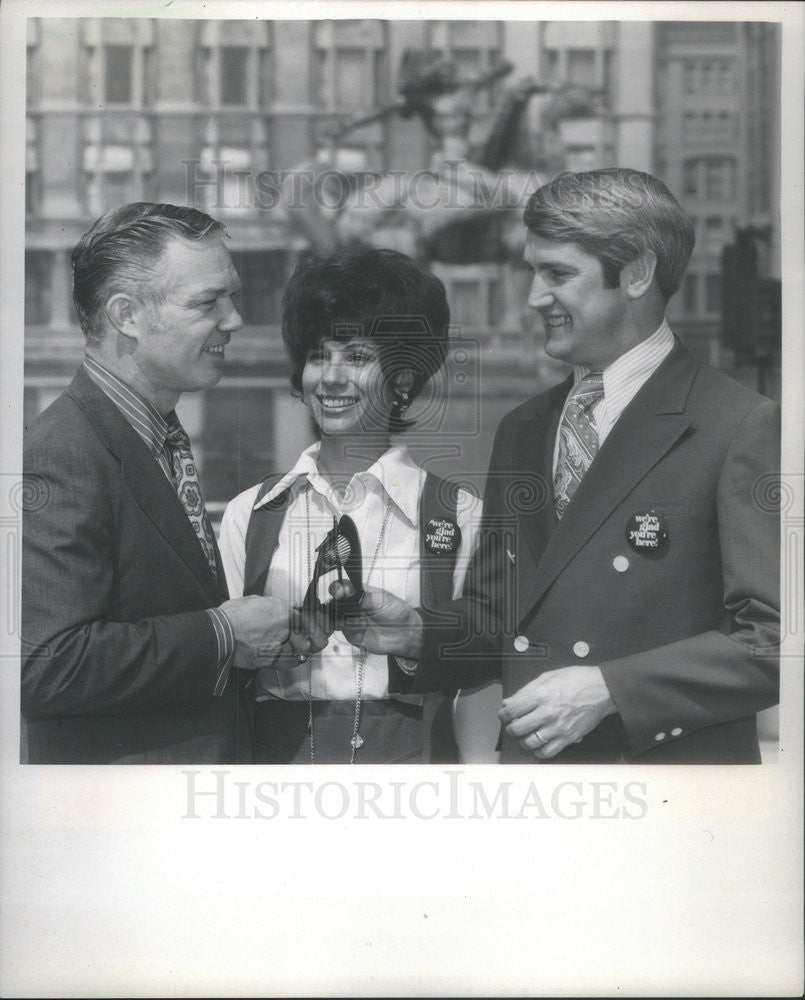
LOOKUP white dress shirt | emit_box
[219,443,481,701]
[552,320,675,475]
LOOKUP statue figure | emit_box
[276,48,600,262]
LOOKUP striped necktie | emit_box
[553,372,605,518]
[165,412,219,582]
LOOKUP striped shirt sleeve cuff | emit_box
[207,607,235,696]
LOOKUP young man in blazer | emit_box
[22,203,326,763]
[332,168,780,764]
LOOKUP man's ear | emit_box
[391,368,415,395]
[624,250,657,299]
[104,293,143,342]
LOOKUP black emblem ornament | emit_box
[424,517,461,554]
[300,515,363,631]
[625,510,669,553]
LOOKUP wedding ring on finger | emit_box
[534,728,548,746]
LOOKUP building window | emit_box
[333,47,369,107]
[704,216,725,255]
[565,145,598,173]
[198,113,269,215]
[82,117,154,215]
[681,273,698,314]
[705,158,735,200]
[25,172,38,216]
[85,166,145,216]
[220,46,248,105]
[25,116,39,214]
[705,273,721,314]
[316,45,381,109]
[566,49,596,89]
[451,281,483,329]
[25,251,53,325]
[544,49,560,80]
[432,265,503,331]
[683,161,696,197]
[683,157,736,201]
[234,250,288,325]
[682,110,735,145]
[314,21,387,111]
[27,33,40,106]
[104,44,134,104]
[487,279,502,329]
[660,23,737,47]
[602,49,615,107]
[197,23,271,109]
[81,21,155,110]
[682,59,697,95]
[428,21,503,111]
[683,57,734,97]
[203,387,276,503]
[104,171,134,208]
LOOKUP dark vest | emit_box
[242,470,462,703]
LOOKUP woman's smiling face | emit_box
[301,338,392,436]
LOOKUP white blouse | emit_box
[219,443,482,702]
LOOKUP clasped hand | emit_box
[327,581,424,660]
[498,665,617,759]
[219,596,331,670]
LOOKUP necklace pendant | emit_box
[350,734,364,750]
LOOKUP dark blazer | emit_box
[416,341,780,763]
[21,367,251,764]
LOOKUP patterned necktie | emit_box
[553,372,605,518]
[164,412,219,582]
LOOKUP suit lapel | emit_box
[121,443,223,600]
[67,368,222,602]
[515,342,698,624]
[512,378,568,571]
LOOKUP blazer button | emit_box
[612,555,630,573]
[654,732,666,741]
[671,727,682,736]
[572,641,590,658]
[513,635,530,653]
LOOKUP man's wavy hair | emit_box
[72,202,226,345]
[523,168,695,301]
[282,245,450,432]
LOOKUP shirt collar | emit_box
[359,445,423,526]
[573,319,674,395]
[83,356,169,457]
[253,443,320,509]
[253,443,423,526]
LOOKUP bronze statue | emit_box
[280,48,600,260]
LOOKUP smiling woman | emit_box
[301,338,397,439]
[218,245,489,765]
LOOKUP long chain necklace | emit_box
[304,482,393,764]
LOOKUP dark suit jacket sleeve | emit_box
[599,398,780,756]
[21,427,222,720]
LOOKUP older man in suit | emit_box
[22,203,326,763]
[332,168,780,764]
